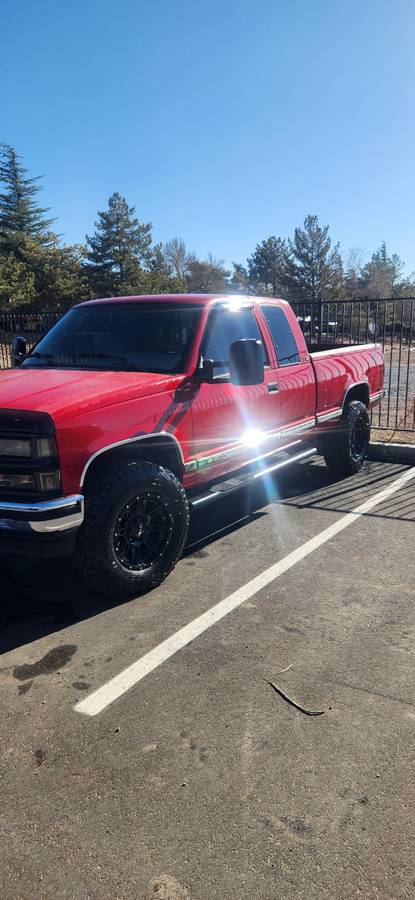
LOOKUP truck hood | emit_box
[0,368,182,422]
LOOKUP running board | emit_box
[190,446,318,509]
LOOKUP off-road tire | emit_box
[323,400,370,476]
[75,460,189,599]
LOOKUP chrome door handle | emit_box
[268,382,280,393]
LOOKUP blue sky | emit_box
[2,0,415,272]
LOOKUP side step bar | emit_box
[190,446,318,509]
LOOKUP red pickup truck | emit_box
[0,294,384,597]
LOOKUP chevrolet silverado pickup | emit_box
[0,294,384,597]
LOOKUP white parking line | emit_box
[75,465,415,717]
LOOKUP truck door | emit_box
[259,304,316,440]
[191,304,280,483]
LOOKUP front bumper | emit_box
[0,494,84,557]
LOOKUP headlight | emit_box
[0,470,61,491]
[0,473,35,488]
[0,429,60,494]
[0,438,32,457]
[0,437,57,458]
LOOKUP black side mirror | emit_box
[11,336,27,366]
[229,339,264,386]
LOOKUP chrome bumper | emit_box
[369,389,386,407]
[0,494,84,535]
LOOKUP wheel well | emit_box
[82,435,184,494]
[342,383,369,411]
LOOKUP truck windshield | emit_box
[22,302,202,374]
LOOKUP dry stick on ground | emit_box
[273,664,293,676]
[265,679,325,717]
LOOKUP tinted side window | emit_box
[203,308,268,375]
[260,306,300,366]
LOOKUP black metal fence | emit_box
[0,309,61,369]
[0,299,414,437]
[291,297,415,434]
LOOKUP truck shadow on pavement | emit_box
[0,458,412,656]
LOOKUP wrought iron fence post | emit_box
[318,299,324,345]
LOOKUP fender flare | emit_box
[80,431,185,487]
[341,380,369,414]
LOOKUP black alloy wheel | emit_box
[323,400,370,476]
[113,493,173,571]
[75,460,189,599]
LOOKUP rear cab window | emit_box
[260,305,300,366]
[202,306,268,377]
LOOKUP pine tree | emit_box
[0,252,36,306]
[247,237,289,296]
[285,214,343,302]
[358,242,404,298]
[85,193,152,296]
[147,243,183,293]
[0,144,88,308]
[229,262,250,294]
[0,235,90,309]
[0,143,55,248]
[29,238,92,308]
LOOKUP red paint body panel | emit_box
[55,388,194,495]
[0,295,385,498]
[0,367,183,421]
[311,345,384,414]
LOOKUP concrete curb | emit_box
[368,441,415,464]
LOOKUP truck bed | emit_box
[307,341,376,355]
[308,341,384,418]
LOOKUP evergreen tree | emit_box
[31,239,91,308]
[0,252,36,306]
[0,143,55,248]
[85,193,152,296]
[344,248,367,299]
[285,214,343,302]
[185,254,230,293]
[147,243,183,293]
[247,237,289,296]
[358,242,404,298]
[229,262,250,294]
[0,145,88,308]
[0,234,90,309]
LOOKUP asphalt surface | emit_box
[0,458,414,900]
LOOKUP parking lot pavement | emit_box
[1,458,415,899]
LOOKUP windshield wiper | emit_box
[29,351,57,362]
[28,350,138,371]
[28,351,135,369]
[78,353,137,369]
